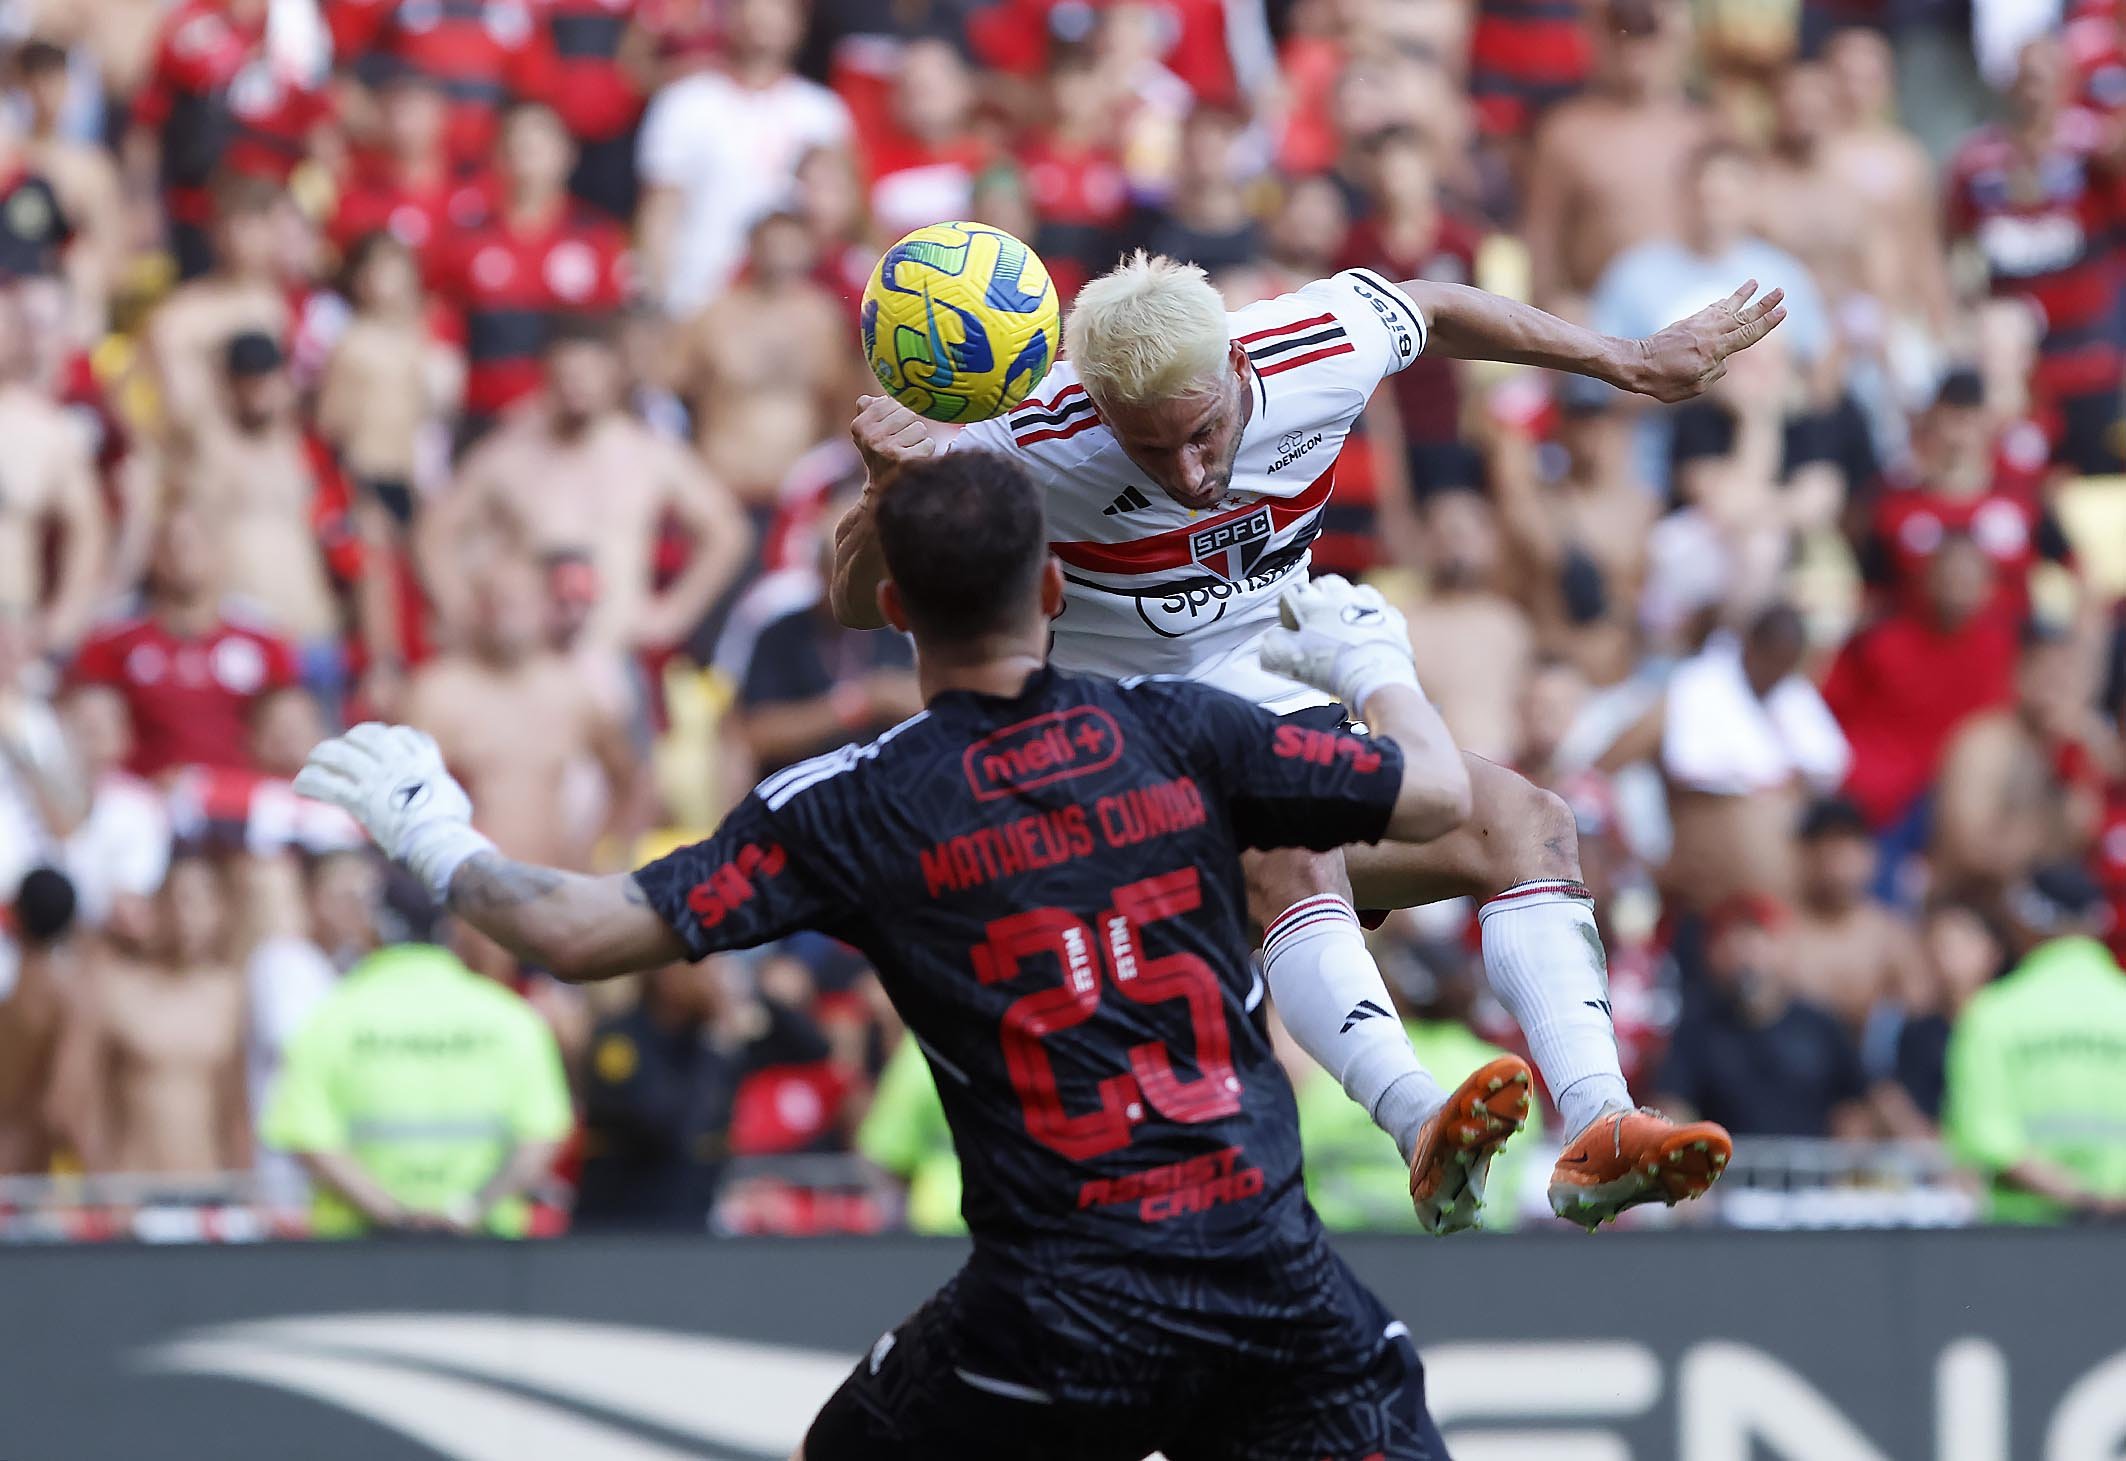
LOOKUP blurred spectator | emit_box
[326,72,489,279]
[0,868,79,1174]
[1656,894,1873,1138]
[1021,46,1129,303]
[329,0,543,170]
[16,40,124,339]
[401,550,646,874]
[1488,392,1655,687]
[1933,625,2103,904]
[0,611,82,897]
[433,102,631,436]
[575,956,832,1232]
[53,683,171,923]
[1402,488,1530,764]
[1944,865,2126,1222]
[128,0,333,280]
[246,848,386,1203]
[0,286,106,660]
[1783,796,1928,1038]
[857,1030,963,1235]
[146,173,292,440]
[1661,605,1850,909]
[731,517,919,778]
[1290,940,1545,1231]
[676,211,856,515]
[1947,37,2122,474]
[68,503,303,778]
[1590,138,1830,491]
[866,38,987,241]
[1131,102,1259,277]
[422,317,749,660]
[263,941,571,1236]
[1524,0,1709,305]
[635,0,852,313]
[52,851,250,1175]
[1825,536,2020,851]
[534,0,653,222]
[1874,898,2008,1125]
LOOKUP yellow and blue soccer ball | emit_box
[860,221,1060,423]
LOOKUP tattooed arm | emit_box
[446,854,686,982]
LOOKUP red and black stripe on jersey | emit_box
[1050,457,1337,593]
[1469,0,1593,137]
[540,0,642,143]
[1239,311,1352,377]
[1010,382,1099,447]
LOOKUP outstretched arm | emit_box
[292,724,684,981]
[1402,278,1787,404]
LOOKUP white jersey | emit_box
[953,268,1427,712]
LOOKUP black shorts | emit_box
[803,1248,1451,1461]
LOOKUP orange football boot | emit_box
[1406,1054,1533,1234]
[1548,1108,1732,1230]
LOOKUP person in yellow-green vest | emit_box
[1290,937,1546,1232]
[858,1032,966,1235]
[263,943,573,1236]
[1944,866,2126,1224]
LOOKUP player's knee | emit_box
[1244,849,1351,935]
[1494,779,1581,890]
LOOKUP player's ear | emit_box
[878,579,911,634]
[1228,340,1250,380]
[1039,556,1065,619]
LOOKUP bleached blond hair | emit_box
[1065,251,1231,407]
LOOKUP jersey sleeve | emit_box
[1143,680,1405,851]
[630,790,848,958]
[1301,269,1428,382]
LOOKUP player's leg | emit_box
[1342,753,1730,1227]
[1248,847,1528,1233]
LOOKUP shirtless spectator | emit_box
[0,868,77,1174]
[400,551,646,875]
[1933,625,2103,904]
[676,211,854,516]
[423,318,749,662]
[0,287,105,658]
[1488,390,1655,687]
[1783,796,1928,1038]
[1822,29,1954,367]
[1755,62,1871,353]
[634,0,852,314]
[15,41,123,340]
[1401,487,1531,764]
[1523,0,1709,305]
[146,174,289,446]
[184,332,368,694]
[1662,604,1852,909]
[53,851,249,1176]
[68,502,303,779]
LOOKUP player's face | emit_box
[1097,347,1250,511]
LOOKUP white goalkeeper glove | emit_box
[1258,575,1423,712]
[292,722,494,902]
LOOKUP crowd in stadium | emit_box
[2,0,2126,1239]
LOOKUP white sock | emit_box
[1264,894,1446,1161]
[1477,881,1631,1137]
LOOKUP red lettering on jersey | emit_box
[917,806,1096,896]
[1270,724,1382,774]
[683,842,786,928]
[964,706,1125,801]
[1095,776,1208,849]
[1074,1145,1265,1223]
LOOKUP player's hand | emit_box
[1619,280,1787,404]
[1259,575,1422,711]
[293,722,494,901]
[850,394,945,488]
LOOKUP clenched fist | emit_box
[851,395,949,488]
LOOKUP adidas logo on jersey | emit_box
[1340,999,1391,1034]
[1103,486,1152,516]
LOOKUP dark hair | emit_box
[1797,795,1870,842]
[210,170,283,222]
[15,39,68,79]
[13,867,76,946]
[874,451,1048,641]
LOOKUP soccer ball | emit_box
[860,222,1061,423]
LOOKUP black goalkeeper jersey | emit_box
[634,666,1403,1275]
